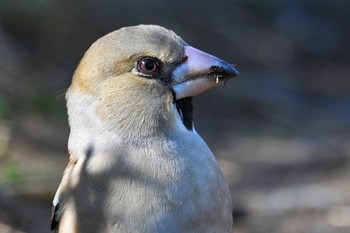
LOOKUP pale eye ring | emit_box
[137,57,160,76]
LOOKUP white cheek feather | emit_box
[66,90,122,159]
[66,89,206,161]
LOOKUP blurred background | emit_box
[0,0,349,232]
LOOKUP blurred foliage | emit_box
[0,94,10,118]
[27,88,66,121]
[0,88,67,122]
[0,161,23,184]
[0,1,350,233]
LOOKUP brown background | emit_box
[0,1,349,232]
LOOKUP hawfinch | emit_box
[52,25,239,233]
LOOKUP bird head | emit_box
[67,25,238,142]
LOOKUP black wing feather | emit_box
[51,202,61,232]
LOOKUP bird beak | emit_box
[172,46,239,100]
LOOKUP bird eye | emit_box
[137,57,160,76]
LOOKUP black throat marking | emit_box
[175,97,193,131]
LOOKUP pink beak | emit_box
[172,46,239,100]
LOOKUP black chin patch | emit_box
[175,97,193,131]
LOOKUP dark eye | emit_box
[137,57,160,76]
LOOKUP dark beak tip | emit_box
[231,68,240,76]
[228,64,240,76]
[224,65,239,79]
[218,60,239,77]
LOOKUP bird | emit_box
[51,24,239,233]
